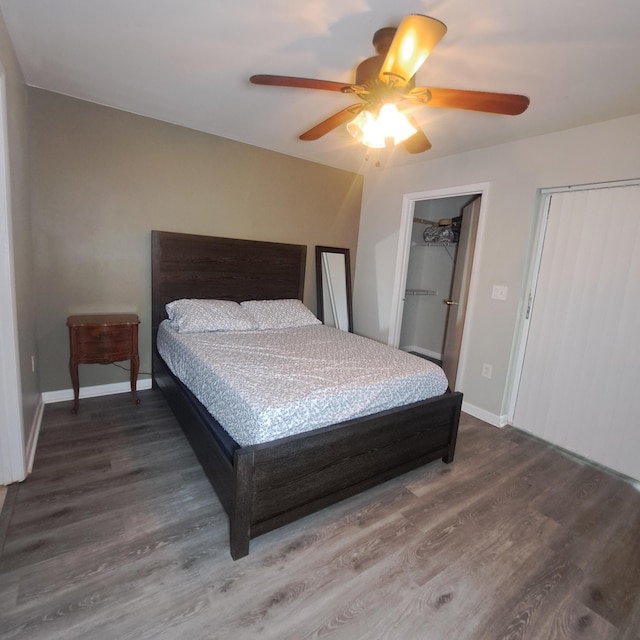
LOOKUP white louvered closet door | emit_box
[512,183,640,481]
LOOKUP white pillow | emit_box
[240,299,321,330]
[165,299,257,333]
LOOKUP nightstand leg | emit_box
[130,355,140,405]
[70,360,80,415]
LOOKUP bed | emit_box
[151,230,463,559]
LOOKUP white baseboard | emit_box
[25,395,45,473]
[41,377,153,405]
[400,345,442,361]
[399,348,507,428]
[461,401,509,428]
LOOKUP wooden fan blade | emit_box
[379,15,447,86]
[250,74,350,92]
[425,88,530,115]
[402,113,432,153]
[299,105,363,141]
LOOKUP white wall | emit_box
[353,114,640,424]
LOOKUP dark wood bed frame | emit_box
[151,230,463,559]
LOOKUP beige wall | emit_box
[0,10,37,464]
[354,114,640,423]
[29,89,363,392]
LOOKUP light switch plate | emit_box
[492,285,508,301]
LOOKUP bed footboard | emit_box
[230,391,462,559]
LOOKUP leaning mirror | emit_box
[315,246,353,333]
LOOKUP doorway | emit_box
[399,196,474,359]
[390,183,488,393]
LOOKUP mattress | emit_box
[157,321,449,446]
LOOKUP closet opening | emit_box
[390,184,487,393]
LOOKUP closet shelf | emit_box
[405,289,438,296]
[412,241,458,247]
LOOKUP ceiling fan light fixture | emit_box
[347,103,417,148]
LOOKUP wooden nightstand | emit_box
[67,313,140,415]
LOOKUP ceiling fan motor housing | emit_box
[372,27,396,54]
[355,26,396,86]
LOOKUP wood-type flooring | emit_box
[1,390,639,640]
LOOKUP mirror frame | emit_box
[315,246,354,333]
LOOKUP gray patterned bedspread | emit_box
[157,321,449,446]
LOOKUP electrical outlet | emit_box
[482,363,492,379]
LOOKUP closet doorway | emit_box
[390,184,486,392]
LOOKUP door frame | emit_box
[389,182,490,393]
[507,177,640,422]
[0,67,26,485]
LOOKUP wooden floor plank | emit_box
[1,389,639,639]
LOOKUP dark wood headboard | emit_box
[151,230,307,346]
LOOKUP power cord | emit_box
[112,362,152,376]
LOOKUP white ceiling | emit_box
[1,0,639,174]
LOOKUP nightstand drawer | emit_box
[76,325,133,345]
[74,339,133,361]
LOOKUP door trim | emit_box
[0,67,26,484]
[389,182,490,393]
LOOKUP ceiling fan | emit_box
[250,15,530,154]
